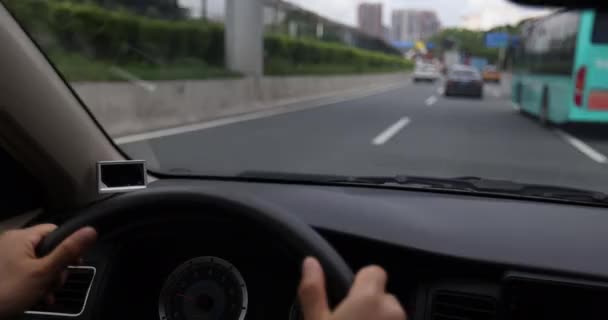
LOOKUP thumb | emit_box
[22,224,58,248]
[41,227,97,272]
[298,257,330,320]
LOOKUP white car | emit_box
[413,63,440,82]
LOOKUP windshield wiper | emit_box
[329,175,608,204]
[238,171,608,205]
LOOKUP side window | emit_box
[592,12,608,44]
[528,20,550,74]
[0,148,43,219]
[529,11,579,75]
[517,22,535,72]
[560,12,579,75]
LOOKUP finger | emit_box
[45,270,68,306]
[381,294,407,320]
[23,224,58,247]
[349,265,387,297]
[298,257,330,320]
[55,270,69,289]
[41,227,97,272]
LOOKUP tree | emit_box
[487,24,521,34]
[429,26,520,62]
[85,0,188,19]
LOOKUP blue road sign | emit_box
[391,41,414,49]
[509,36,521,47]
[485,32,510,48]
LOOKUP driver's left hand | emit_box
[0,224,97,319]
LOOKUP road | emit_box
[122,79,608,192]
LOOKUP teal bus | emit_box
[512,11,608,125]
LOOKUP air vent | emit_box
[26,266,96,317]
[431,290,498,320]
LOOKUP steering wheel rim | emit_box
[37,185,354,303]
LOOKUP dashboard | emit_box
[24,178,608,320]
[94,221,300,320]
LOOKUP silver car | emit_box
[413,62,440,83]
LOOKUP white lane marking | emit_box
[425,95,438,106]
[437,87,444,95]
[372,117,411,146]
[511,102,521,111]
[115,80,411,145]
[110,67,157,92]
[554,129,608,164]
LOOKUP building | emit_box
[391,9,440,42]
[357,3,383,39]
[382,25,391,42]
[418,10,440,39]
[261,0,401,55]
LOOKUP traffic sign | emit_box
[485,32,510,48]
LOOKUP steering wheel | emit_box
[36,185,354,304]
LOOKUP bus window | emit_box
[592,13,608,44]
[523,11,579,76]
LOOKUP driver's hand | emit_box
[0,224,97,319]
[298,257,407,320]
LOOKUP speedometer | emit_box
[159,256,248,320]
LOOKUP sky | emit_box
[179,0,552,30]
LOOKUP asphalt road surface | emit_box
[122,79,608,193]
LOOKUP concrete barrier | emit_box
[73,72,409,137]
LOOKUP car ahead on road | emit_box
[413,62,440,82]
[482,65,501,83]
[445,65,484,98]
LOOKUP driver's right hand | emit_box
[298,257,407,320]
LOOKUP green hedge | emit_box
[3,0,411,74]
[264,35,411,71]
[4,0,224,64]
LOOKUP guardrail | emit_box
[73,72,410,137]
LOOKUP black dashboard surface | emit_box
[151,178,608,281]
[25,178,608,320]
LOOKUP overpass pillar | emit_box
[225,0,264,77]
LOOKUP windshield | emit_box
[4,0,608,196]
[449,69,478,78]
[417,64,435,70]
